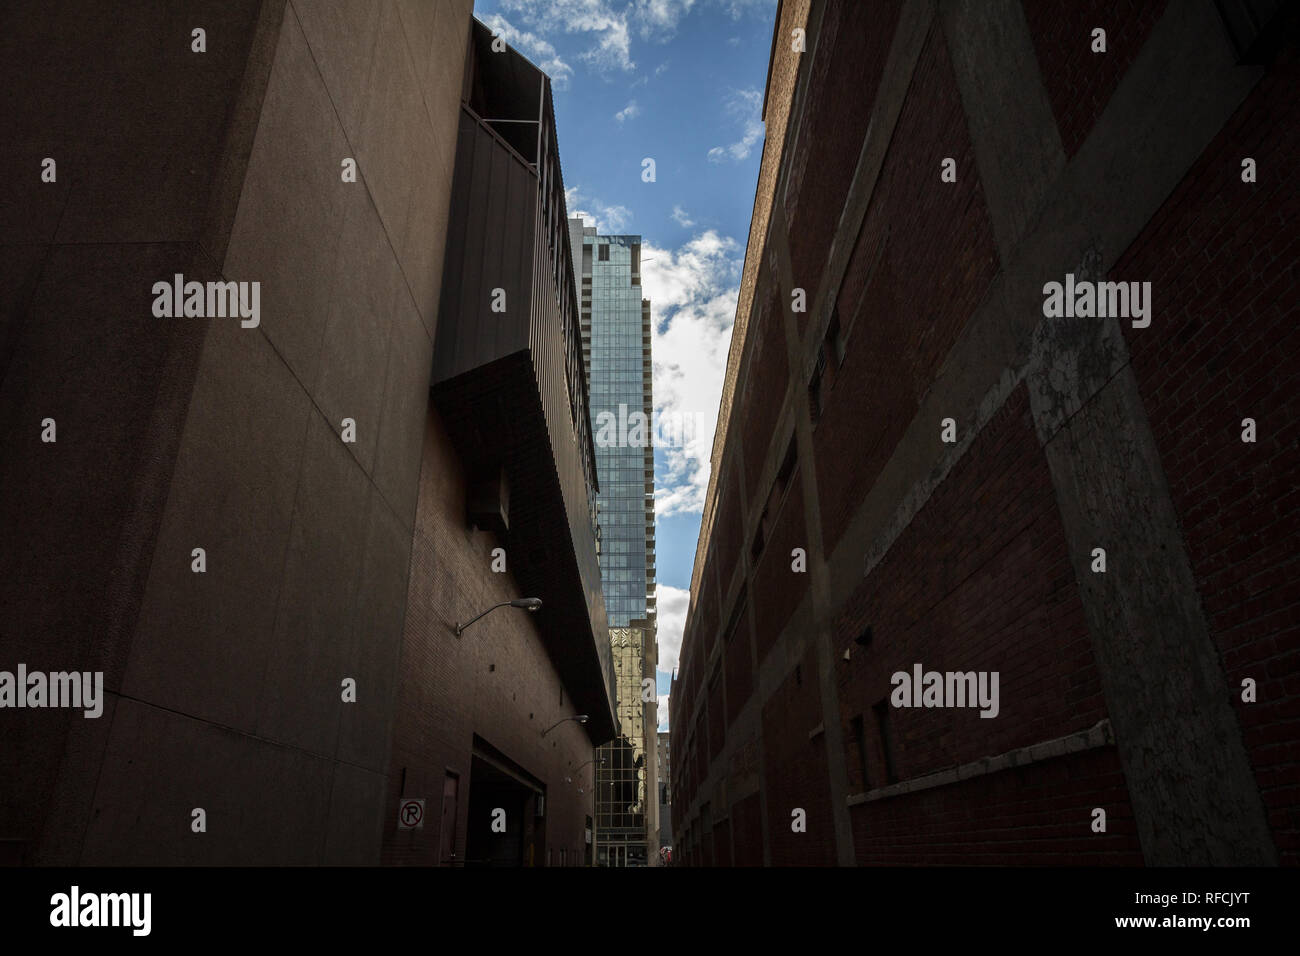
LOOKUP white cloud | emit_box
[654,583,690,677]
[583,22,635,72]
[670,205,694,227]
[562,211,740,519]
[489,0,771,81]
[643,230,742,516]
[480,13,575,90]
[715,0,777,18]
[633,0,697,39]
[567,186,633,233]
[707,87,764,163]
[657,694,670,732]
[638,0,770,39]
[614,100,641,123]
[500,0,636,73]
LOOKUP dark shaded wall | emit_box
[383,408,595,867]
[0,0,283,865]
[0,0,474,864]
[672,0,1294,867]
[1114,41,1300,863]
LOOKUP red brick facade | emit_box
[1025,0,1170,159]
[670,0,1295,867]
[1115,43,1300,864]
[751,471,808,665]
[813,23,999,557]
[784,0,903,308]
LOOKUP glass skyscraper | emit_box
[569,219,658,864]
[568,222,656,627]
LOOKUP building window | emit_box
[599,243,610,261]
[1215,0,1293,63]
[808,348,826,424]
[873,699,898,785]
[826,304,845,367]
[809,307,846,427]
[722,587,746,647]
[775,436,797,494]
[851,714,870,791]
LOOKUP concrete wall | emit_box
[1,0,474,864]
[0,0,282,865]
[384,409,596,867]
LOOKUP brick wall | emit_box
[835,387,1106,780]
[1024,0,1170,159]
[710,463,745,597]
[694,709,709,802]
[1117,39,1300,864]
[812,24,998,557]
[851,747,1142,865]
[668,0,1293,870]
[731,792,764,866]
[712,818,733,866]
[737,283,789,495]
[761,647,837,865]
[708,662,726,762]
[724,603,754,726]
[690,559,722,661]
[784,0,903,301]
[750,470,809,665]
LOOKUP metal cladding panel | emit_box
[430,92,615,740]
[529,214,614,715]
[432,110,534,385]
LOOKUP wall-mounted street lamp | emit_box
[542,714,588,737]
[569,756,605,793]
[455,597,542,636]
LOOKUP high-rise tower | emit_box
[569,219,658,864]
[568,222,657,627]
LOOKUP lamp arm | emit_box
[455,601,511,636]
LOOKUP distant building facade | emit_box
[657,731,672,856]
[569,221,660,864]
[593,621,659,866]
[568,223,657,628]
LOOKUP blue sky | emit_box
[471,0,778,730]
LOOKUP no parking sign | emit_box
[397,797,425,830]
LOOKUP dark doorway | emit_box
[439,772,460,866]
[464,742,546,867]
